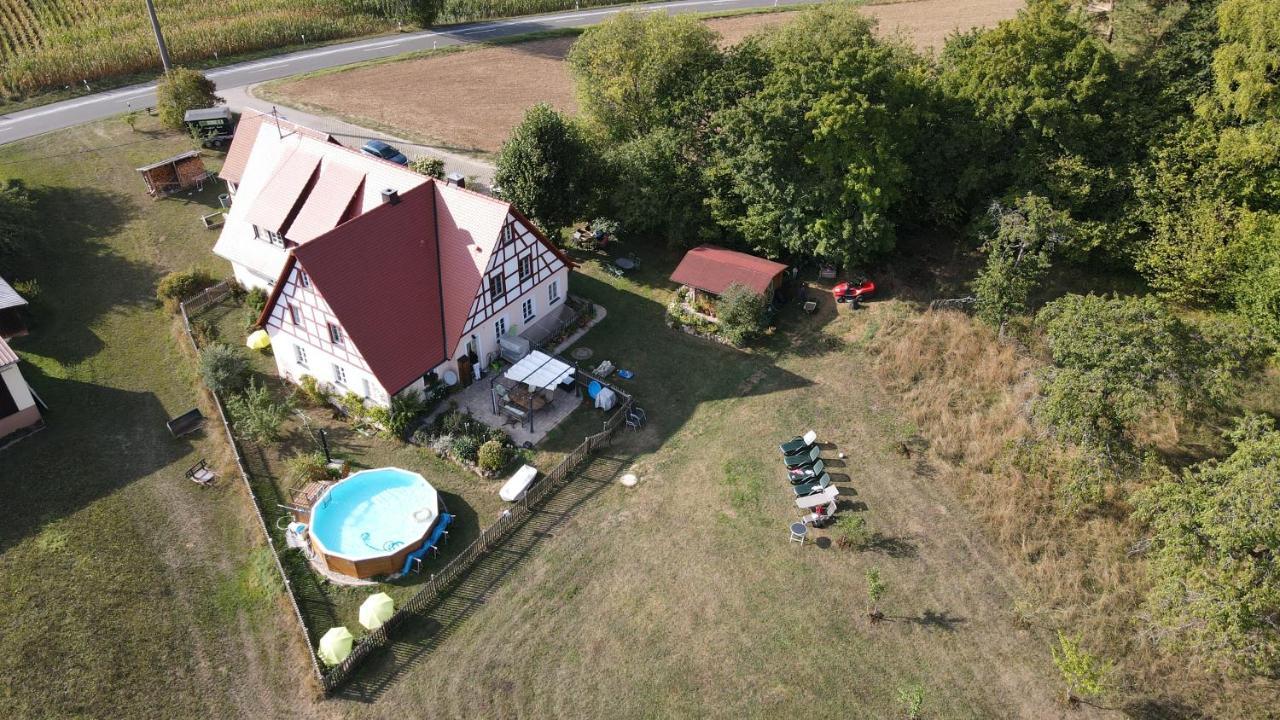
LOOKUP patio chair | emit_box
[185,459,216,486]
[783,444,821,469]
[788,459,825,484]
[779,430,818,456]
[792,472,832,497]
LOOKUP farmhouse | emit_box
[669,245,788,303]
[0,336,41,443]
[216,113,574,406]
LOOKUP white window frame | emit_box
[489,273,505,302]
[362,378,372,399]
[288,304,300,325]
[522,298,535,322]
[298,270,310,288]
[494,316,507,342]
[294,344,308,367]
[548,279,560,304]
[518,254,533,282]
[328,322,343,345]
[332,363,347,386]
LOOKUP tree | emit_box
[567,12,722,141]
[705,5,929,266]
[938,0,1133,258]
[408,155,445,179]
[866,566,887,622]
[1050,631,1112,705]
[0,179,38,260]
[972,194,1071,334]
[1133,413,1280,674]
[226,380,294,443]
[1035,294,1258,458]
[198,344,250,396]
[602,127,707,246]
[156,68,220,131]
[833,515,870,550]
[494,104,596,238]
[715,283,767,346]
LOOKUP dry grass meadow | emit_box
[260,0,1024,155]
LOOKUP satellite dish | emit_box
[443,370,459,386]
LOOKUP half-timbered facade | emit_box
[454,212,570,373]
[262,263,389,404]
[245,141,575,408]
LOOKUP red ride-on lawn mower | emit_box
[832,277,875,306]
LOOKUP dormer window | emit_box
[489,273,505,302]
[253,224,285,247]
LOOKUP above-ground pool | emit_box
[309,467,440,579]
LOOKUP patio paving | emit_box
[445,379,584,447]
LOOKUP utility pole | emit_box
[144,0,173,73]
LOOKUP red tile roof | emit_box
[244,149,321,234]
[669,245,787,296]
[287,161,365,243]
[0,336,18,366]
[219,112,333,185]
[287,184,446,394]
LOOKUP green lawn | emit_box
[0,116,318,718]
[0,115,1079,719]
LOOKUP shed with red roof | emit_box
[669,245,788,300]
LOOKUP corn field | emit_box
[0,0,619,99]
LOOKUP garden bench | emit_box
[166,408,204,438]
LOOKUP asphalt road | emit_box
[0,0,822,146]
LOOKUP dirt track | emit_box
[264,0,1024,155]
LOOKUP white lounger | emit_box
[500,464,539,502]
[795,484,839,510]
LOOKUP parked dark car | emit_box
[360,139,408,165]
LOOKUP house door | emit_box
[457,355,473,388]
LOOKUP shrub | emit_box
[408,156,445,178]
[833,515,869,550]
[477,440,510,472]
[383,391,428,439]
[190,318,220,347]
[157,68,220,130]
[715,283,767,346]
[485,426,511,446]
[0,179,38,260]
[450,435,481,464]
[157,268,216,306]
[245,286,267,314]
[338,391,367,424]
[198,343,249,395]
[284,451,331,485]
[226,380,294,443]
[296,375,333,407]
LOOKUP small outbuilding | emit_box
[0,336,42,445]
[0,275,28,339]
[137,150,212,197]
[669,245,788,302]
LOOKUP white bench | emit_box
[500,464,539,502]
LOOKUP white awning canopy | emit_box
[504,350,573,391]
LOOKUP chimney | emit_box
[381,188,400,205]
[446,172,465,189]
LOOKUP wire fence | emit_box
[180,283,631,695]
[179,281,327,686]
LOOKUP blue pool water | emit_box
[310,468,439,560]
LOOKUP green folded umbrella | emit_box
[318,626,354,666]
[359,592,395,630]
